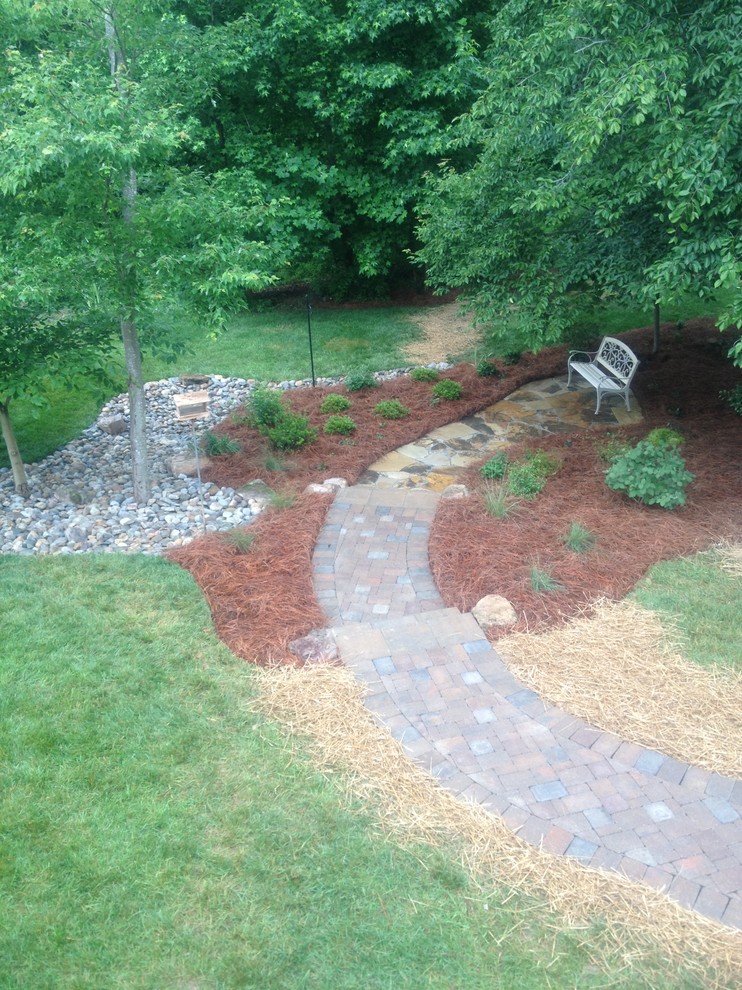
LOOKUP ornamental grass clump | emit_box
[605,435,694,509]
[204,431,240,456]
[562,522,597,554]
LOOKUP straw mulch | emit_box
[497,599,742,777]
[167,493,333,666]
[255,663,742,987]
[430,322,742,637]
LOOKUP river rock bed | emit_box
[0,365,449,556]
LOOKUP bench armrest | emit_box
[568,349,596,360]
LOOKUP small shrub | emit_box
[605,440,694,509]
[595,435,631,464]
[475,357,504,378]
[203,431,240,456]
[345,369,378,392]
[720,383,742,415]
[562,522,597,554]
[374,399,410,420]
[410,367,440,382]
[249,386,285,430]
[530,565,564,594]
[266,413,318,450]
[480,453,508,480]
[432,379,463,400]
[507,461,547,499]
[482,480,514,518]
[224,529,255,553]
[646,427,684,449]
[522,449,561,477]
[320,393,352,414]
[324,414,356,435]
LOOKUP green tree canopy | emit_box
[416,0,742,358]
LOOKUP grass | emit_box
[631,549,742,672]
[562,522,597,554]
[0,553,706,990]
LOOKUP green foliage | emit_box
[646,427,684,449]
[605,440,694,509]
[249,386,287,430]
[320,393,352,414]
[720,383,742,415]
[323,414,356,435]
[530,565,565,595]
[410,367,440,382]
[480,453,509,480]
[507,450,561,500]
[203,431,240,456]
[224,528,255,553]
[562,523,597,555]
[374,399,410,419]
[345,369,378,392]
[431,379,463,400]
[266,413,317,450]
[475,357,504,378]
[417,0,742,358]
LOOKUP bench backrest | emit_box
[595,337,639,385]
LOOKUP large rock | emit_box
[472,594,518,629]
[97,413,127,436]
[180,373,211,386]
[166,453,213,477]
[288,628,338,665]
[440,483,470,499]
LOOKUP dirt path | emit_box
[403,302,482,364]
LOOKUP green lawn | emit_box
[631,549,742,672]
[0,554,708,990]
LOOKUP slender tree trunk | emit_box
[0,400,30,497]
[106,9,151,501]
[653,301,661,355]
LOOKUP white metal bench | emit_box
[567,336,640,414]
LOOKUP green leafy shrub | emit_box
[720,383,742,415]
[249,386,286,430]
[605,440,694,509]
[504,351,522,366]
[480,453,508,480]
[320,393,352,414]
[506,450,560,500]
[475,358,504,378]
[431,379,463,400]
[374,399,410,420]
[345,369,378,392]
[646,427,684,449]
[324,414,356,435]
[203,431,240,455]
[266,413,318,450]
[562,522,597,554]
[410,367,440,382]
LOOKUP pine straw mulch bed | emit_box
[255,663,742,988]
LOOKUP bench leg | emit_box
[595,387,602,415]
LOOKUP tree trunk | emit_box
[106,10,151,502]
[0,400,30,497]
[653,301,661,355]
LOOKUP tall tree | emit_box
[416,0,742,358]
[0,1,299,499]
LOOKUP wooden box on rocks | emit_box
[173,391,209,421]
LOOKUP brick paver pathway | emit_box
[313,485,742,930]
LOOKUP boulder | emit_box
[166,454,213,477]
[322,477,348,490]
[288,628,338,665]
[180,373,211,386]
[440,483,470,499]
[472,594,518,629]
[97,413,127,436]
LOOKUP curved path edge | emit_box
[313,484,742,931]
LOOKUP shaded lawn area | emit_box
[0,553,710,990]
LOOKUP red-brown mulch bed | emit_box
[169,317,742,664]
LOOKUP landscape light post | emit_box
[173,390,209,534]
[306,292,316,387]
